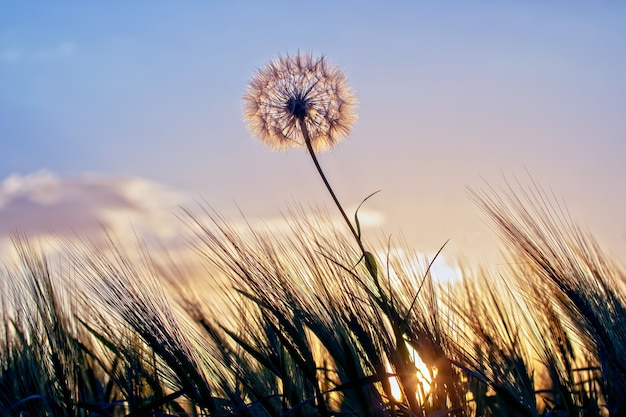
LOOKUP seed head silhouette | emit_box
[243,53,357,152]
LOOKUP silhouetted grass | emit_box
[0,184,624,416]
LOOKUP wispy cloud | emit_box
[1,41,77,64]
[0,171,390,275]
[0,171,188,254]
[35,41,77,61]
[0,171,389,239]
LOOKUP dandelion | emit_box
[243,53,357,152]
[244,53,375,276]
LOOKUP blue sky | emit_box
[1,1,625,266]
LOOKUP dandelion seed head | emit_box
[243,53,357,152]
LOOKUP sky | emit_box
[1,1,625,272]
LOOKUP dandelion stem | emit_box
[299,120,365,255]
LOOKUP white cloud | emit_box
[235,204,386,237]
[0,171,189,252]
[0,171,390,280]
[346,203,387,228]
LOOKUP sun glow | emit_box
[426,254,463,284]
[381,248,463,287]
[388,345,435,402]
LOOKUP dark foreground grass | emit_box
[1,187,624,417]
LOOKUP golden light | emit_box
[388,345,435,402]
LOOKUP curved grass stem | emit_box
[299,120,366,257]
